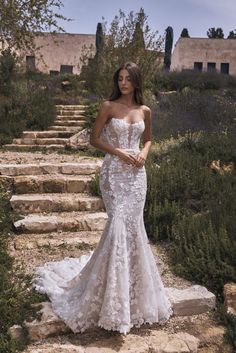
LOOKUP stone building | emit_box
[171,37,236,75]
[24,32,96,75]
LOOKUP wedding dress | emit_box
[34,117,173,334]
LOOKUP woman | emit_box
[34,62,173,335]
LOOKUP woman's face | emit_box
[118,69,135,95]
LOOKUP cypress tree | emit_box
[164,26,174,71]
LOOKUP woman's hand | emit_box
[115,149,147,167]
[115,148,138,166]
[134,151,147,168]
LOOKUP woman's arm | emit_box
[89,101,119,156]
[135,106,152,167]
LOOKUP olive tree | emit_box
[0,0,67,53]
[80,8,164,98]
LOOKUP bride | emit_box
[34,62,173,335]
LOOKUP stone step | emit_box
[56,115,86,121]
[48,125,83,132]
[0,161,101,176]
[9,284,215,342]
[14,211,107,233]
[12,138,68,146]
[10,193,104,214]
[57,110,85,116]
[56,111,86,116]
[11,230,102,250]
[3,144,65,151]
[22,131,74,138]
[13,174,94,194]
[56,104,86,110]
[53,120,85,126]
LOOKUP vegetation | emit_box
[180,28,190,38]
[144,131,236,299]
[163,26,173,71]
[0,184,47,352]
[80,8,164,98]
[228,30,236,39]
[0,51,57,145]
[0,0,67,53]
[153,69,236,92]
[207,27,224,38]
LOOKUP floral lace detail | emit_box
[33,118,173,334]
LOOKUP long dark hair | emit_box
[109,62,144,105]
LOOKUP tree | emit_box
[80,8,164,98]
[95,22,104,59]
[228,30,236,39]
[180,28,190,38]
[163,26,173,71]
[207,27,224,38]
[0,0,68,53]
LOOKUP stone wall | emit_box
[171,37,236,75]
[23,32,96,75]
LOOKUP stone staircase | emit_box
[4,105,86,150]
[0,161,107,251]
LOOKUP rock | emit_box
[85,334,149,353]
[24,302,69,340]
[224,282,236,316]
[194,325,226,347]
[14,211,107,233]
[148,331,199,353]
[67,128,92,150]
[8,324,24,341]
[24,343,85,353]
[166,285,216,316]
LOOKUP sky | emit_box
[57,0,236,45]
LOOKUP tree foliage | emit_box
[207,27,224,38]
[0,0,67,53]
[163,26,173,71]
[80,8,164,98]
[228,30,236,39]
[180,28,190,38]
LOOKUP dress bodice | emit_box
[101,118,145,151]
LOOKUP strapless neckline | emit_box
[106,117,145,126]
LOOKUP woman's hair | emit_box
[109,62,144,105]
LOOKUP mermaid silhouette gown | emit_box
[34,117,173,334]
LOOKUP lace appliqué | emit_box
[33,117,173,334]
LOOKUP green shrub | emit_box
[0,185,47,352]
[0,77,56,145]
[153,89,236,139]
[153,70,236,92]
[145,131,236,297]
[82,102,100,129]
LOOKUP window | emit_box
[50,70,60,76]
[60,65,73,74]
[194,62,203,71]
[26,56,36,71]
[221,63,229,75]
[207,62,216,72]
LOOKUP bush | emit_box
[0,185,47,352]
[82,102,100,129]
[145,131,236,297]
[153,89,236,139]
[153,70,236,92]
[0,70,56,145]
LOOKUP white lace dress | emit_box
[34,117,173,334]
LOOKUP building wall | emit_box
[171,37,236,75]
[23,32,96,74]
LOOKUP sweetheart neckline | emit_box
[106,117,145,126]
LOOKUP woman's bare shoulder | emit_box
[140,104,151,113]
